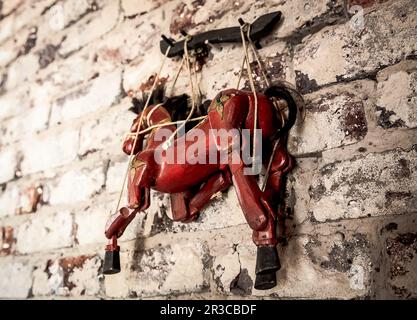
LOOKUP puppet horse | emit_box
[103,85,298,290]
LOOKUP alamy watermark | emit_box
[151,126,263,175]
[349,5,365,31]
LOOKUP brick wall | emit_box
[0,0,416,299]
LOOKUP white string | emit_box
[237,22,289,191]
[124,115,207,138]
[168,56,185,97]
[236,55,246,89]
[239,23,259,166]
[113,46,171,215]
[162,36,197,150]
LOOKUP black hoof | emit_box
[103,250,121,275]
[255,245,281,274]
[254,271,277,290]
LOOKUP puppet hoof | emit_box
[254,271,277,290]
[103,250,121,275]
[255,245,281,274]
[254,246,280,290]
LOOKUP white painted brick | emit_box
[0,86,31,121]
[192,0,343,38]
[4,82,55,141]
[5,54,40,91]
[0,0,25,18]
[276,0,344,37]
[49,166,105,205]
[0,0,56,41]
[50,0,105,32]
[1,102,50,145]
[212,234,372,298]
[95,15,159,68]
[0,184,19,218]
[112,242,206,297]
[145,187,247,236]
[59,1,120,57]
[212,246,241,294]
[32,259,63,296]
[35,0,108,51]
[259,234,371,298]
[38,49,98,94]
[0,147,17,183]
[0,14,15,44]
[121,0,166,16]
[200,41,289,99]
[0,225,14,255]
[74,195,146,245]
[288,80,373,155]
[36,38,122,98]
[104,269,128,298]
[293,0,417,90]
[383,217,417,299]
[290,158,319,225]
[105,160,129,194]
[0,37,19,67]
[376,60,417,129]
[0,0,415,301]
[107,0,184,69]
[120,211,146,242]
[122,47,163,93]
[50,69,122,125]
[0,23,34,68]
[0,0,46,45]
[33,254,102,296]
[20,129,80,174]
[310,148,417,222]
[30,81,53,110]
[78,98,135,156]
[0,259,33,298]
[16,210,73,254]
[67,255,102,296]
[75,207,109,246]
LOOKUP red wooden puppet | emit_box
[103,85,299,290]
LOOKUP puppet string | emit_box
[168,56,185,97]
[239,23,260,169]
[162,36,197,150]
[247,39,287,191]
[113,46,171,215]
[124,115,207,139]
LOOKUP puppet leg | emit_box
[263,135,294,242]
[170,170,232,223]
[207,94,282,290]
[252,135,294,289]
[103,155,152,274]
[229,161,281,290]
